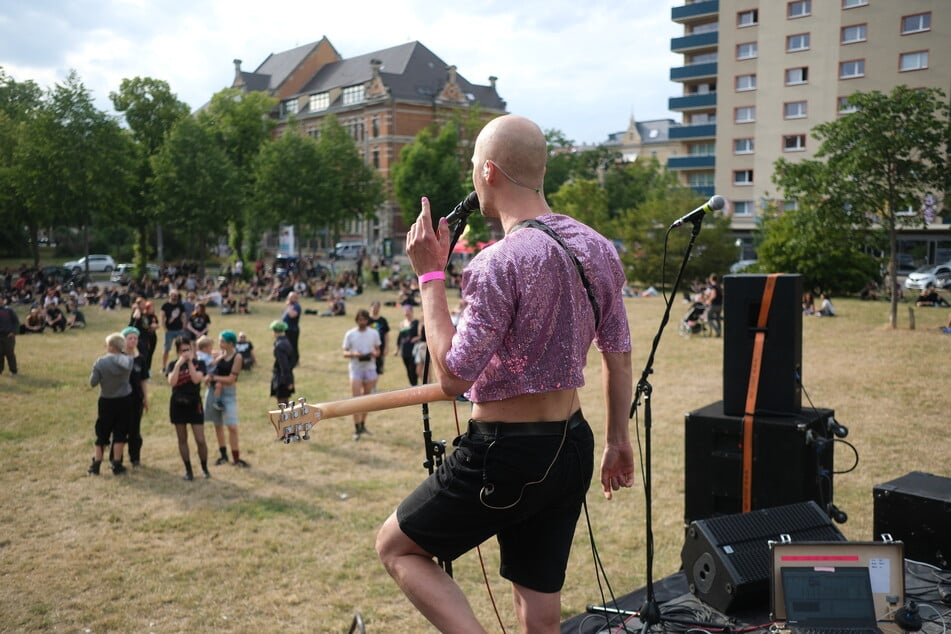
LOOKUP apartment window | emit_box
[900,51,928,72]
[783,134,807,151]
[342,85,365,106]
[838,96,859,114]
[784,101,808,119]
[734,170,754,186]
[734,201,754,216]
[734,138,754,154]
[688,172,715,187]
[736,74,757,91]
[839,59,865,79]
[788,1,811,18]
[737,9,758,27]
[309,92,330,112]
[786,33,810,52]
[691,52,718,64]
[688,142,716,156]
[785,67,809,85]
[783,200,800,212]
[735,106,756,123]
[841,24,867,44]
[281,98,298,117]
[842,0,868,8]
[901,13,931,35]
[737,43,758,60]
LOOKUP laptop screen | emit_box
[782,567,878,627]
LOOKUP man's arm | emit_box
[600,350,635,500]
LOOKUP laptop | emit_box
[782,566,883,634]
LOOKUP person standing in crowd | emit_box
[0,295,19,376]
[342,309,381,441]
[702,273,723,337]
[141,301,159,373]
[166,336,209,480]
[282,291,301,367]
[160,290,187,372]
[367,300,390,376]
[269,320,295,405]
[122,326,149,467]
[88,333,134,476]
[205,330,248,467]
[376,114,634,632]
[394,303,421,386]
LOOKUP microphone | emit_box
[440,191,480,229]
[669,195,726,229]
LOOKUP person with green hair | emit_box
[205,330,248,467]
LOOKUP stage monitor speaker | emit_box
[681,501,846,614]
[874,471,951,569]
[723,274,802,416]
[684,401,835,524]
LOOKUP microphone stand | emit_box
[414,213,472,577]
[631,213,705,633]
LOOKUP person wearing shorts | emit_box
[166,336,209,481]
[204,330,247,467]
[342,308,381,441]
[376,115,635,633]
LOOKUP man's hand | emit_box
[406,197,450,276]
[600,442,636,500]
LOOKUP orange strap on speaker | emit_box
[741,274,780,512]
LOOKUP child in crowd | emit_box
[196,336,224,411]
[235,332,256,370]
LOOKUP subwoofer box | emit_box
[723,274,802,416]
[681,501,845,614]
[874,471,951,569]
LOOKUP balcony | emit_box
[668,155,716,170]
[671,31,718,53]
[670,62,718,82]
[672,0,719,24]
[690,185,716,198]
[669,123,716,140]
[668,92,717,112]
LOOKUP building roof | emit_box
[252,40,326,92]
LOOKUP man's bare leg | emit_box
[512,583,561,634]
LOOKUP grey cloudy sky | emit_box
[0,0,681,144]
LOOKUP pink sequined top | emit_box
[445,212,631,403]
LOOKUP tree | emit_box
[110,77,191,276]
[151,115,240,276]
[0,69,43,258]
[392,120,469,226]
[774,85,950,328]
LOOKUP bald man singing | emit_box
[376,115,635,633]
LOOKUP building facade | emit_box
[232,38,506,255]
[669,0,950,261]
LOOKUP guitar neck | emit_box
[270,383,456,423]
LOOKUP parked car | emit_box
[63,254,116,274]
[904,262,951,290]
[332,241,366,260]
[729,259,758,274]
[110,263,160,284]
[274,255,299,278]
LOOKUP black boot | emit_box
[200,460,210,479]
[87,458,101,476]
[215,447,229,466]
[183,460,194,481]
[110,460,127,475]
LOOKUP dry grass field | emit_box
[0,284,948,633]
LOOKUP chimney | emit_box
[233,59,243,81]
[446,65,458,85]
[370,58,383,77]
[489,76,497,90]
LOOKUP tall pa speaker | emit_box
[681,501,846,614]
[723,274,803,416]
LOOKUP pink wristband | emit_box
[418,270,446,285]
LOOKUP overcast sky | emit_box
[0,0,681,145]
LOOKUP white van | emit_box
[333,241,366,260]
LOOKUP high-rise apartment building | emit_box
[670,0,949,259]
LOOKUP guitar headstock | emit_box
[268,397,321,444]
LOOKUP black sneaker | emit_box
[183,472,194,481]
[215,456,229,466]
[87,459,101,476]
[111,463,127,476]
[234,459,250,468]
[202,469,211,479]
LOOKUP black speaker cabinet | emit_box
[681,501,846,614]
[874,471,951,569]
[723,274,802,416]
[684,401,835,524]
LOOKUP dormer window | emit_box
[342,85,365,106]
[310,92,330,112]
[281,98,298,117]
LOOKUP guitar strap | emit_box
[510,219,601,328]
[741,273,780,512]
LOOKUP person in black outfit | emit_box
[166,336,209,480]
[122,326,150,466]
[0,295,18,375]
[394,303,421,386]
[269,320,295,404]
[368,301,390,375]
[703,273,723,337]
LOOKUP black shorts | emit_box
[397,410,594,593]
[169,394,204,425]
[95,394,133,445]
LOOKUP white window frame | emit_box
[842,0,868,8]
[783,134,807,152]
[688,172,715,187]
[734,201,754,216]
[282,98,298,116]
[786,33,810,52]
[785,67,809,85]
[784,101,808,119]
[841,24,867,44]
[736,74,757,92]
[734,138,754,155]
[735,106,756,123]
[309,92,330,112]
[788,0,811,19]
[734,170,754,186]
[837,96,859,114]
[342,85,365,106]
[737,42,758,60]
[737,10,759,27]
[839,59,865,79]
[899,51,928,72]
[901,13,931,35]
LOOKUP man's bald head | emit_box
[475,115,547,191]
